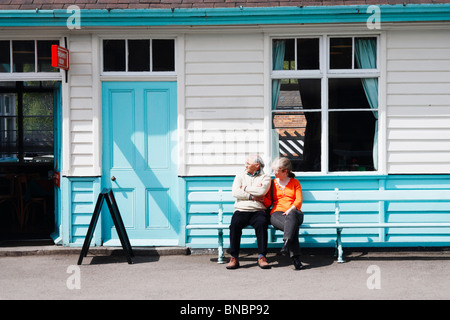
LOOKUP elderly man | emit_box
[227,154,271,269]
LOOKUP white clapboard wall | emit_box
[386,29,450,174]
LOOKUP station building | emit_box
[0,0,449,250]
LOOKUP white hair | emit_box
[248,154,265,169]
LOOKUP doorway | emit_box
[102,81,181,246]
[0,80,61,243]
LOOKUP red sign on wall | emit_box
[53,171,60,188]
[51,45,69,70]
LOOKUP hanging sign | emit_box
[53,171,60,188]
[51,45,70,70]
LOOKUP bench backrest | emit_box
[186,184,450,247]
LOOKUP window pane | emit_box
[329,78,376,110]
[23,92,54,157]
[128,39,150,72]
[0,116,18,160]
[329,38,352,69]
[355,37,377,69]
[23,92,53,117]
[273,112,321,172]
[0,94,17,160]
[329,111,376,172]
[297,38,320,70]
[103,40,125,72]
[152,39,175,72]
[0,41,10,73]
[13,40,35,72]
[37,40,59,72]
[274,79,321,111]
[24,127,53,155]
[273,78,321,172]
[272,39,295,70]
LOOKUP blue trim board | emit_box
[0,4,450,27]
[185,175,450,249]
[49,84,63,244]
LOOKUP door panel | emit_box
[102,82,179,245]
[145,90,170,169]
[110,90,135,169]
[146,188,170,229]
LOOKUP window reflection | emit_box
[272,79,321,172]
[13,41,35,73]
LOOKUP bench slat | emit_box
[187,222,450,230]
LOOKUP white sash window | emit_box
[271,35,380,174]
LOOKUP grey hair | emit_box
[271,157,295,178]
[249,154,265,169]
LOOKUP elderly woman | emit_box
[264,157,304,270]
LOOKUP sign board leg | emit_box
[77,193,105,265]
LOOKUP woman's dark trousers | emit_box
[270,209,303,257]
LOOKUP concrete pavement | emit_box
[0,245,449,301]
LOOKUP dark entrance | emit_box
[0,81,60,242]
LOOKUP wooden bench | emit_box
[186,188,450,263]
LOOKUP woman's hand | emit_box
[283,205,297,215]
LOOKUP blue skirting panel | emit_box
[61,176,102,246]
[60,175,450,248]
[185,175,450,249]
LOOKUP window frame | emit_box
[100,37,177,76]
[0,39,63,82]
[0,83,58,163]
[270,33,383,176]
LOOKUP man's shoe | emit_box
[292,255,304,270]
[226,257,239,269]
[258,256,271,269]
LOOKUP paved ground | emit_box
[0,246,449,302]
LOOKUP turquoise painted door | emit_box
[102,82,180,246]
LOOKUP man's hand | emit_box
[253,196,265,203]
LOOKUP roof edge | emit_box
[0,4,449,27]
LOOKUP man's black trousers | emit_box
[228,210,269,258]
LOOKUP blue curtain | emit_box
[355,38,378,170]
[272,40,285,110]
[271,40,285,158]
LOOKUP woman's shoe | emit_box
[292,255,304,270]
[280,239,289,255]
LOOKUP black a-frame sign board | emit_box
[77,188,134,265]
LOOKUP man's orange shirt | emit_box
[264,178,303,214]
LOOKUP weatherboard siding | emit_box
[184,32,267,176]
[386,29,450,174]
